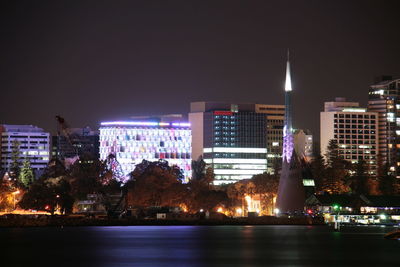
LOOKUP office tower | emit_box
[321,97,379,175]
[368,77,400,177]
[0,124,50,177]
[255,104,285,172]
[189,102,268,185]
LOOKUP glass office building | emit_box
[190,102,267,185]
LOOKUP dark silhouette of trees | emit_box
[191,156,206,181]
[310,149,326,193]
[19,177,74,214]
[378,163,399,195]
[127,160,186,207]
[252,173,279,214]
[0,177,15,211]
[350,160,370,195]
[322,139,350,194]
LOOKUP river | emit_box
[1,225,399,266]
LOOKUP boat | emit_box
[384,229,400,240]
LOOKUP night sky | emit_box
[1,0,400,140]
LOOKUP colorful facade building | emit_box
[99,120,192,181]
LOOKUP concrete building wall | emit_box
[320,112,335,157]
[188,112,204,161]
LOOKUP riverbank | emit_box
[0,215,325,227]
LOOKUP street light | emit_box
[332,203,341,231]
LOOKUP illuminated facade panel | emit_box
[99,121,192,181]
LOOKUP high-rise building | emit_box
[255,104,285,172]
[368,77,400,176]
[321,97,379,175]
[0,125,50,177]
[52,127,99,160]
[189,102,268,185]
[99,119,192,181]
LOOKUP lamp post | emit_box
[333,204,341,231]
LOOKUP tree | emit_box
[68,156,106,200]
[19,176,74,215]
[19,158,35,188]
[322,139,350,194]
[378,163,398,195]
[252,173,279,215]
[191,156,206,181]
[310,148,326,193]
[0,177,15,211]
[126,160,185,207]
[350,160,370,195]
[10,140,21,180]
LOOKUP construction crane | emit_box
[55,115,80,167]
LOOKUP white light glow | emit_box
[303,179,315,186]
[284,60,292,92]
[212,158,268,164]
[214,169,265,175]
[100,121,190,127]
[211,147,267,153]
[342,108,366,112]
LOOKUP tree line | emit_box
[310,139,400,195]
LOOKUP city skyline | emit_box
[2,1,400,140]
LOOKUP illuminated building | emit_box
[99,120,191,181]
[0,124,50,177]
[52,127,99,159]
[368,76,400,177]
[255,104,285,172]
[320,97,379,175]
[189,102,268,185]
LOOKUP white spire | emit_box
[284,50,292,92]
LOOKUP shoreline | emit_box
[0,216,325,228]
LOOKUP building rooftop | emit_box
[0,124,46,133]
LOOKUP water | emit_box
[1,225,399,266]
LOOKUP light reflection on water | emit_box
[1,225,400,267]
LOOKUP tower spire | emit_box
[276,50,305,214]
[285,49,292,92]
[283,50,293,163]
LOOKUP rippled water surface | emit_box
[1,225,400,266]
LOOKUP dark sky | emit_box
[1,0,400,139]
